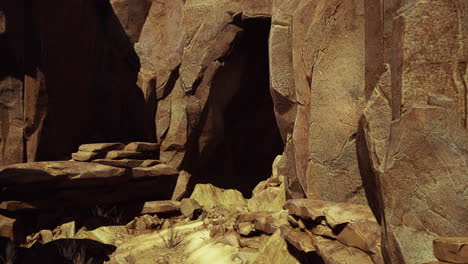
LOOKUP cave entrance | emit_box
[195,17,283,197]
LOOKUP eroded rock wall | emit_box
[363,0,468,263]
[0,0,147,164]
[136,0,466,262]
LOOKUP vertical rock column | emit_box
[363,0,468,263]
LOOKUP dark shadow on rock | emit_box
[356,116,384,225]
[286,242,325,264]
[15,238,116,264]
[5,198,180,243]
[186,18,283,197]
[14,0,147,162]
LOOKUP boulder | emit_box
[131,164,179,178]
[248,176,286,212]
[124,142,160,152]
[337,221,382,258]
[237,211,288,235]
[105,150,147,160]
[39,229,53,243]
[280,226,315,253]
[221,230,240,248]
[237,222,254,236]
[140,160,164,167]
[92,159,146,168]
[71,151,101,161]
[180,198,202,219]
[171,170,191,201]
[239,236,268,249]
[252,230,300,264]
[141,200,180,215]
[190,184,247,210]
[78,143,124,153]
[315,238,374,264]
[433,237,468,264]
[0,161,126,186]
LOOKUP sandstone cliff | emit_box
[0,0,466,263]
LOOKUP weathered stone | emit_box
[39,229,53,243]
[2,201,38,212]
[280,226,315,252]
[139,214,161,229]
[131,164,179,178]
[78,143,125,153]
[109,0,151,43]
[140,159,164,167]
[171,170,191,201]
[0,77,24,166]
[248,186,285,212]
[236,248,259,263]
[141,200,180,215]
[433,237,468,264]
[248,176,286,212]
[337,221,383,263]
[105,150,147,160]
[135,218,147,230]
[237,222,254,236]
[190,184,247,210]
[0,161,126,186]
[0,214,14,239]
[284,199,376,228]
[180,198,202,219]
[92,159,145,168]
[239,236,268,249]
[237,211,288,235]
[53,221,76,239]
[362,0,468,262]
[253,230,300,264]
[311,224,336,239]
[315,238,374,264]
[72,151,101,161]
[221,230,240,248]
[124,142,160,152]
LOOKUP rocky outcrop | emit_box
[0,1,465,263]
[0,0,146,165]
[285,199,384,264]
[0,142,183,209]
[362,0,468,263]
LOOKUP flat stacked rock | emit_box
[72,142,160,164]
[0,142,188,210]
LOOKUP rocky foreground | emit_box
[0,143,466,264]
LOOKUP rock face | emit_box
[433,237,468,264]
[0,1,465,263]
[362,0,468,263]
[0,0,145,164]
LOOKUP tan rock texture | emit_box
[0,0,146,164]
[433,237,468,264]
[361,0,468,263]
[0,1,466,263]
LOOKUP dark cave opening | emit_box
[194,18,283,197]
